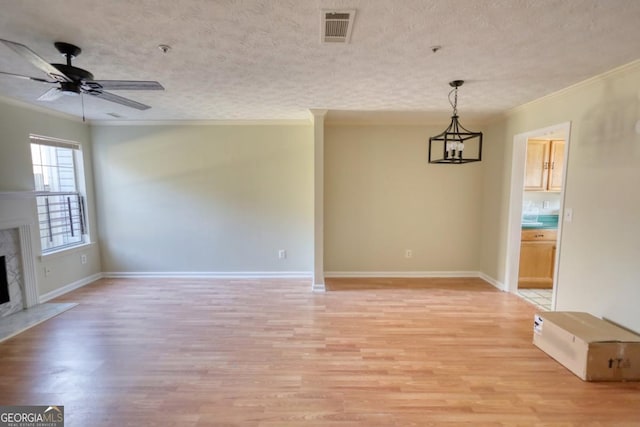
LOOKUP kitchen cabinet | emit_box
[547,140,565,191]
[524,140,565,192]
[518,229,557,289]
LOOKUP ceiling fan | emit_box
[0,39,163,110]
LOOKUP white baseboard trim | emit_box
[32,271,502,301]
[102,271,313,279]
[38,272,104,303]
[324,270,506,290]
[478,272,506,291]
[324,270,481,278]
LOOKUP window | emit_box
[30,135,88,253]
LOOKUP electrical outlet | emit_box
[278,249,287,259]
[81,254,87,265]
[405,249,413,258]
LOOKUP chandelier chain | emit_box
[448,87,458,116]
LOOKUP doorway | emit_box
[505,122,571,311]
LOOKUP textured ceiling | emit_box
[0,0,639,124]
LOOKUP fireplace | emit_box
[0,220,39,318]
[0,215,77,342]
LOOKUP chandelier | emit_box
[428,80,483,164]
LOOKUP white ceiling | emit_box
[0,0,639,124]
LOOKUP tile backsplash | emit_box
[523,192,561,215]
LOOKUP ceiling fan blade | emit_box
[37,87,64,101]
[88,90,151,110]
[90,80,164,91]
[0,39,72,83]
[0,70,55,83]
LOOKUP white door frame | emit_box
[504,121,572,309]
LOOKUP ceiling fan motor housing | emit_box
[52,63,94,82]
[59,81,81,95]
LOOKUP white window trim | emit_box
[30,134,81,150]
[39,241,96,261]
[30,134,90,255]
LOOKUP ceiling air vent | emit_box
[321,9,356,43]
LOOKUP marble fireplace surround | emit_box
[0,218,39,316]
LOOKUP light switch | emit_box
[564,208,573,223]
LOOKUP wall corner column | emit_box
[309,109,327,292]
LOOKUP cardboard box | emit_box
[533,311,640,381]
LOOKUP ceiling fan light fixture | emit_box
[428,80,483,164]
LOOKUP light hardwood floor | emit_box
[1,277,639,426]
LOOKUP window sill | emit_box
[39,242,96,261]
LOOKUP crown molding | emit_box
[90,118,312,127]
[500,59,640,120]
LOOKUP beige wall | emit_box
[0,99,101,296]
[481,61,640,332]
[325,125,483,273]
[91,124,313,273]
